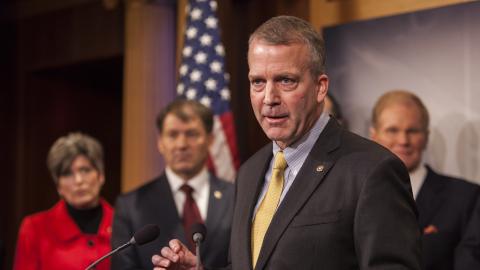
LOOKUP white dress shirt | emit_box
[166,167,210,221]
[409,163,427,200]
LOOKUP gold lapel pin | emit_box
[316,165,324,172]
[214,190,222,199]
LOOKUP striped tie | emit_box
[251,151,287,268]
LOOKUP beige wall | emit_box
[309,0,474,30]
[324,1,480,184]
[122,0,176,192]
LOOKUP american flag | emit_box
[177,0,240,182]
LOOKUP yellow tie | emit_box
[251,151,287,268]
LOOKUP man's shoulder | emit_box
[209,174,235,202]
[117,175,166,201]
[210,174,234,188]
[426,166,480,194]
[341,129,393,155]
[238,143,272,172]
[238,129,397,171]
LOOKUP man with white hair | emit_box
[370,89,480,270]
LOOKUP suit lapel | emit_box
[145,175,186,243]
[136,175,187,265]
[235,144,273,270]
[415,167,447,228]
[203,175,229,253]
[255,119,342,270]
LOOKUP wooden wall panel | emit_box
[0,2,124,268]
[121,0,176,192]
[310,0,475,30]
[20,1,124,71]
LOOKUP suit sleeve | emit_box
[354,156,422,270]
[111,196,144,270]
[455,194,480,269]
[13,217,40,270]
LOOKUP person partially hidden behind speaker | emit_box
[13,133,113,270]
[370,90,480,270]
[324,93,348,129]
[112,99,234,269]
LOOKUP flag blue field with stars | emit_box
[177,0,239,181]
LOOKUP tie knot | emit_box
[180,184,194,196]
[273,151,287,170]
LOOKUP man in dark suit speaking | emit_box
[112,100,234,269]
[370,90,480,270]
[152,16,421,270]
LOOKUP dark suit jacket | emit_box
[230,119,421,270]
[416,166,480,270]
[455,195,480,270]
[112,173,234,270]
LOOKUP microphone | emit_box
[190,223,207,270]
[132,224,160,245]
[191,223,207,244]
[85,224,160,270]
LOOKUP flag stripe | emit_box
[219,112,240,169]
[177,0,239,181]
[210,116,236,182]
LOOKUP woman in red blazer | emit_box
[14,133,113,270]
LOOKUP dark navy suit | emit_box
[416,166,480,270]
[111,174,234,269]
[455,194,480,269]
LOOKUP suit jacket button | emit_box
[87,239,95,247]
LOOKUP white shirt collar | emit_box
[165,166,210,220]
[165,166,209,193]
[272,112,330,177]
[409,163,427,200]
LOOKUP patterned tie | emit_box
[180,184,203,253]
[251,151,287,268]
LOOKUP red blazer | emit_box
[14,199,113,270]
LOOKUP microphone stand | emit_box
[195,241,202,270]
[191,224,206,270]
[85,240,132,270]
[85,224,159,270]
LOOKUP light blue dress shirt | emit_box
[253,113,331,216]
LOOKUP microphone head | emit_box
[191,223,207,243]
[132,224,160,245]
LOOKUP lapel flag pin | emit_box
[316,165,324,172]
[214,190,222,199]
